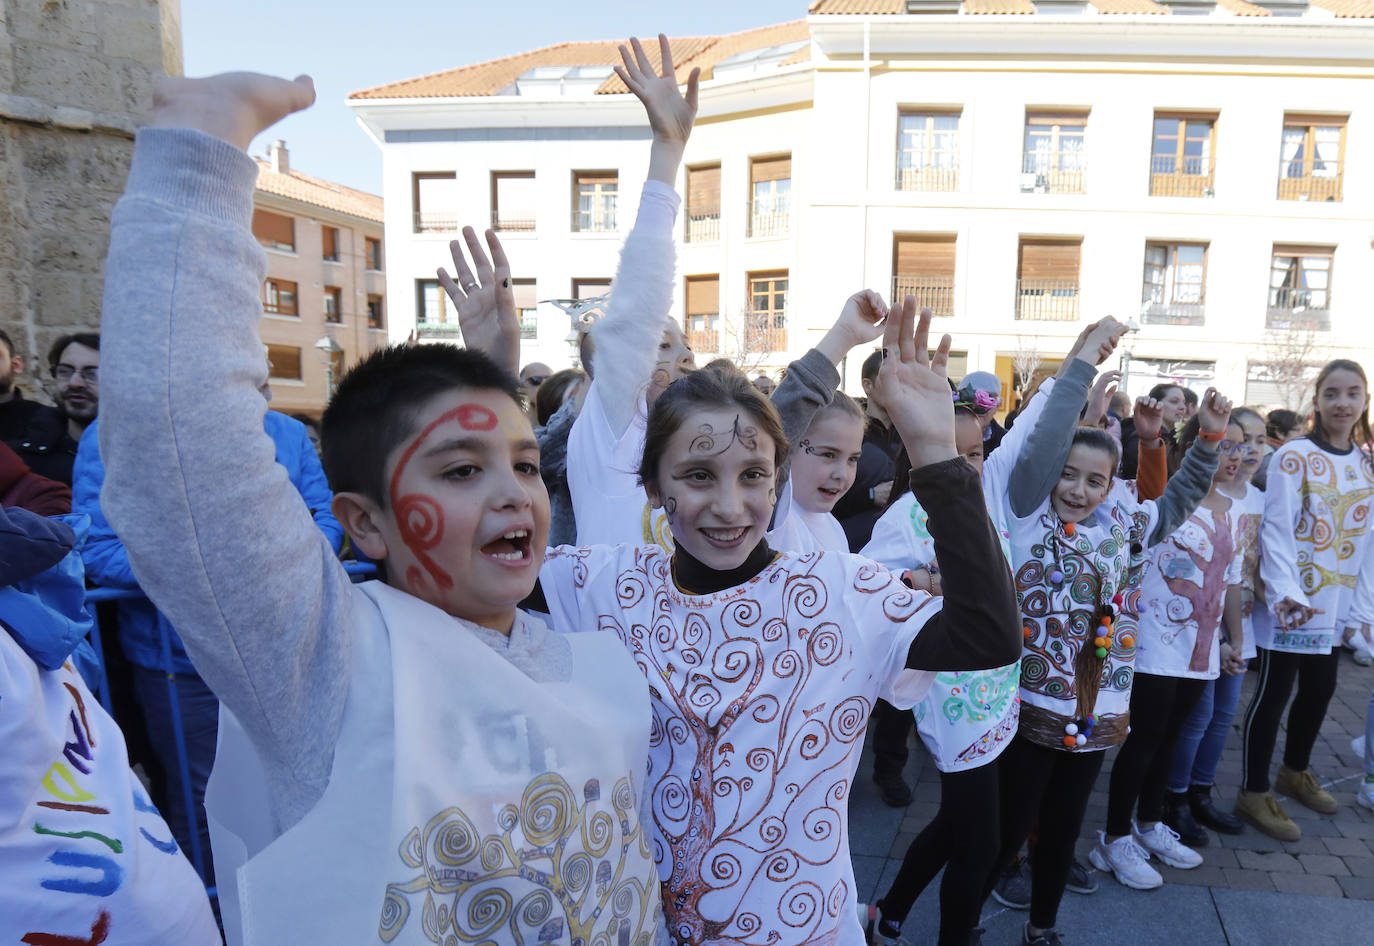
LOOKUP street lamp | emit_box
[314,334,343,401]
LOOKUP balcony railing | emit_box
[413,211,457,233]
[1277,165,1343,202]
[686,211,720,243]
[896,165,959,192]
[1015,279,1080,321]
[1019,156,1085,195]
[747,200,790,238]
[492,213,535,232]
[572,209,618,233]
[744,317,787,352]
[1267,289,1330,331]
[415,321,463,340]
[1141,301,1206,327]
[892,276,956,318]
[686,327,719,352]
[1150,156,1215,197]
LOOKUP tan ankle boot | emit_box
[1275,764,1339,815]
[1234,787,1301,841]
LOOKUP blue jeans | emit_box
[130,664,218,884]
[1168,667,1246,793]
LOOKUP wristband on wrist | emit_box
[1198,429,1224,443]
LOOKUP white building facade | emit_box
[350,1,1374,409]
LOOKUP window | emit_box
[321,225,340,261]
[365,237,383,271]
[1021,112,1088,194]
[572,278,612,301]
[1141,243,1207,326]
[252,210,295,252]
[897,111,960,192]
[412,172,457,232]
[416,279,460,338]
[685,164,721,243]
[1150,114,1216,197]
[492,172,536,231]
[572,171,617,232]
[367,293,384,330]
[1015,239,1081,321]
[747,270,788,351]
[1268,245,1333,331]
[1277,115,1346,202]
[513,279,537,339]
[748,155,791,238]
[685,275,720,352]
[324,285,343,323]
[263,278,298,317]
[265,344,302,381]
[892,234,956,317]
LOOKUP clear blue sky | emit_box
[182,1,810,195]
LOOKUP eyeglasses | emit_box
[54,365,99,383]
[1218,441,1247,455]
[524,375,548,387]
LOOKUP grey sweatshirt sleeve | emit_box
[98,128,354,827]
[1146,441,1221,546]
[1008,359,1098,518]
[770,349,841,476]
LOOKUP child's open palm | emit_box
[874,298,957,469]
[616,35,699,145]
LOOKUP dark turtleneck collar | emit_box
[1305,430,1355,456]
[671,539,777,596]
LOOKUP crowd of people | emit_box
[3,40,1373,946]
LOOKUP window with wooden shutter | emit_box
[413,172,457,232]
[1277,114,1346,202]
[266,344,302,381]
[1021,111,1088,194]
[1141,242,1207,326]
[367,294,384,330]
[366,237,383,271]
[685,275,720,352]
[262,278,298,316]
[892,234,956,317]
[252,210,295,251]
[748,155,791,238]
[513,279,538,339]
[686,164,721,243]
[1016,239,1081,321]
[324,286,343,323]
[1267,244,1333,331]
[321,226,339,261]
[747,270,788,352]
[1150,114,1216,197]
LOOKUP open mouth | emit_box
[817,486,842,500]
[701,526,750,548]
[480,529,533,564]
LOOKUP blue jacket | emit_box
[73,412,344,673]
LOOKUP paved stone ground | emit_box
[848,652,1374,944]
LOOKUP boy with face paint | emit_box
[92,55,695,944]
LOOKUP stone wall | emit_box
[0,0,181,401]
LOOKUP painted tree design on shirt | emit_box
[1284,448,1374,596]
[1159,507,1234,673]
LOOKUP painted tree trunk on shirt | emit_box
[1161,507,1235,674]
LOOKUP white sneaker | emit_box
[1089,831,1163,890]
[1358,779,1374,813]
[1133,821,1203,869]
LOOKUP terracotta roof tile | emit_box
[254,159,383,224]
[1089,0,1170,11]
[1214,0,1272,14]
[964,0,1037,13]
[1311,0,1374,16]
[808,0,907,12]
[351,22,810,101]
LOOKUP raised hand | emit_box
[437,227,518,373]
[874,298,957,470]
[150,72,315,151]
[816,290,888,365]
[1085,369,1121,427]
[1074,316,1128,366]
[1195,387,1233,437]
[1133,395,1164,442]
[617,35,699,144]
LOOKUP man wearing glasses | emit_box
[48,332,101,447]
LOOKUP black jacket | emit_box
[833,417,901,551]
[0,391,76,486]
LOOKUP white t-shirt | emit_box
[767,480,849,554]
[1134,501,1244,680]
[540,544,936,946]
[864,493,1022,773]
[567,380,671,551]
[0,634,218,945]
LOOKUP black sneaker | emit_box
[991,858,1031,910]
[862,903,901,946]
[968,927,986,946]
[1188,784,1244,835]
[1163,790,1211,848]
[1023,925,1064,946]
[1064,856,1098,895]
[873,770,913,807]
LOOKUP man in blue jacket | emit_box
[73,409,342,883]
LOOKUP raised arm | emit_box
[99,74,354,823]
[1145,389,1229,545]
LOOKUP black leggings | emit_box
[1241,647,1341,792]
[1106,673,1206,837]
[878,760,1001,946]
[986,735,1105,931]
[871,698,914,778]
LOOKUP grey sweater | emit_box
[97,129,570,835]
